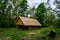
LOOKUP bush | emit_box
[0,18,16,28]
[54,19,60,28]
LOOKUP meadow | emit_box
[0,27,60,40]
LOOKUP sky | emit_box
[27,0,56,9]
[27,0,47,8]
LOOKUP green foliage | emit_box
[35,3,46,27]
[44,10,55,27]
[54,19,60,28]
[0,0,8,14]
[0,0,28,27]
[0,27,60,40]
[20,0,28,12]
[20,0,28,17]
[0,18,16,28]
[0,28,27,40]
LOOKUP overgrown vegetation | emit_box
[0,0,60,28]
[0,0,28,27]
[0,0,60,40]
[0,27,60,40]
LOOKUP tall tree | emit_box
[53,0,60,27]
[44,9,55,26]
[0,0,28,27]
[53,0,60,17]
[35,3,46,27]
[0,0,8,18]
[18,0,28,16]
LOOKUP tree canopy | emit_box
[35,3,46,26]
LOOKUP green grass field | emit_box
[0,27,60,40]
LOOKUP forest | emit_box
[0,0,60,40]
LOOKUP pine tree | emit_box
[35,3,46,27]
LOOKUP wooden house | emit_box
[15,16,42,30]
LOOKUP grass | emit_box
[0,28,28,40]
[0,27,60,40]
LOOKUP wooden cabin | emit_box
[15,16,42,30]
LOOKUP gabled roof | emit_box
[15,16,42,26]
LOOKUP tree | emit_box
[35,3,46,27]
[0,0,28,27]
[53,0,60,18]
[26,6,35,18]
[44,9,55,26]
[53,0,60,27]
[18,0,28,16]
[0,0,8,27]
